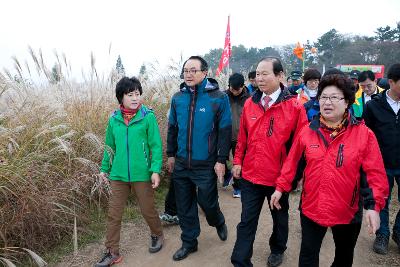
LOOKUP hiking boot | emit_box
[392,231,400,250]
[267,253,283,267]
[159,212,179,224]
[232,188,241,198]
[94,249,122,267]
[149,234,164,253]
[373,233,389,255]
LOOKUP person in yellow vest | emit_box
[353,70,384,118]
[296,68,321,105]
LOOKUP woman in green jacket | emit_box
[95,77,163,267]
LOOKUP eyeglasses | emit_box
[360,84,375,90]
[183,69,204,75]
[319,96,345,103]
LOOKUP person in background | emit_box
[378,77,390,90]
[223,73,251,198]
[247,71,257,94]
[230,57,307,267]
[286,76,293,88]
[352,70,384,118]
[364,63,400,255]
[296,68,321,104]
[349,70,361,92]
[95,77,164,267]
[288,70,304,94]
[167,56,231,261]
[271,74,388,267]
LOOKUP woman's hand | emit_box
[270,190,283,210]
[151,173,160,189]
[366,209,380,235]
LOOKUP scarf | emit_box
[319,111,348,139]
[120,104,141,125]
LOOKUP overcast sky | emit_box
[1,0,399,79]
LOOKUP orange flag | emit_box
[293,42,304,60]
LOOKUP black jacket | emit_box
[363,90,400,169]
[225,87,250,141]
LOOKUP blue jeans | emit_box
[376,168,400,237]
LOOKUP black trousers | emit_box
[164,177,177,216]
[299,214,361,267]
[173,165,225,248]
[231,179,289,267]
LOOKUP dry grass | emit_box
[0,48,189,265]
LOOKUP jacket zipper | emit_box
[267,117,274,137]
[126,127,131,182]
[188,90,197,168]
[350,180,358,206]
[336,144,344,167]
[208,122,214,154]
[143,141,149,167]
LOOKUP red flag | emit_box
[216,16,231,77]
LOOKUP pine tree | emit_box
[116,55,125,76]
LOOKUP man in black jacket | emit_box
[223,73,251,198]
[364,63,400,255]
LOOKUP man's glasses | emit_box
[183,69,204,75]
[319,96,345,103]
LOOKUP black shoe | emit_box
[267,253,283,267]
[392,231,400,250]
[373,233,389,255]
[216,223,228,241]
[172,246,198,261]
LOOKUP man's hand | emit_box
[270,190,283,210]
[167,157,175,173]
[214,162,225,184]
[231,165,242,178]
[366,209,380,235]
[151,173,160,189]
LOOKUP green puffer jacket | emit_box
[100,105,162,182]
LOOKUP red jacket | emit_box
[276,115,389,227]
[233,87,307,186]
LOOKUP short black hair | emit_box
[257,56,284,75]
[358,70,375,82]
[388,63,400,83]
[115,77,142,104]
[322,68,345,77]
[248,71,256,79]
[184,56,209,71]
[229,73,245,90]
[378,78,390,90]
[317,74,355,108]
[303,68,321,84]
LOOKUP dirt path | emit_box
[55,188,400,267]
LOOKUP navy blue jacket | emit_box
[167,78,232,169]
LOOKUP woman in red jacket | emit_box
[270,74,388,267]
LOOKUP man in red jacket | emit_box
[230,57,307,267]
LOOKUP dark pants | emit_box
[225,141,240,190]
[376,168,400,237]
[231,179,289,267]
[164,177,177,216]
[173,165,225,248]
[299,214,361,267]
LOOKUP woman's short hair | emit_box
[303,68,321,84]
[317,74,355,108]
[115,77,143,104]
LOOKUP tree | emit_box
[115,55,125,76]
[50,64,61,84]
[374,25,397,41]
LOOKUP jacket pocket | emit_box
[336,144,344,167]
[350,180,358,207]
[266,117,274,137]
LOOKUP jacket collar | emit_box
[180,78,220,93]
[113,105,151,124]
[309,111,360,131]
